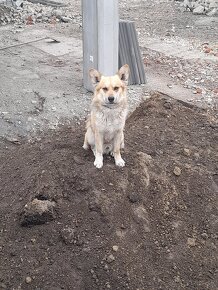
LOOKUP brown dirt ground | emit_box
[0,93,217,290]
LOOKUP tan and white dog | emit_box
[83,64,130,169]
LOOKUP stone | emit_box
[209,1,218,9]
[0,283,7,289]
[107,254,115,263]
[201,232,209,239]
[193,5,205,14]
[194,152,200,160]
[163,101,173,110]
[206,8,218,16]
[183,148,191,156]
[112,245,119,252]
[60,16,71,23]
[25,276,32,284]
[187,237,196,247]
[127,192,140,203]
[53,9,62,18]
[20,198,56,226]
[173,166,182,176]
[60,227,75,244]
[177,73,183,79]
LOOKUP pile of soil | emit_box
[0,94,217,290]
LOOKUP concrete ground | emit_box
[0,0,217,143]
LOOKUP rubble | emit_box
[182,0,218,16]
[0,0,82,26]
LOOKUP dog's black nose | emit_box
[108,96,115,103]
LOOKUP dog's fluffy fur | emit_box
[83,64,130,168]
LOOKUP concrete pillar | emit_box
[82,0,119,91]
[97,0,119,76]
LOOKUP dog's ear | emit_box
[89,69,102,87]
[117,64,130,84]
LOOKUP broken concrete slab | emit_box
[27,0,67,7]
[17,29,82,57]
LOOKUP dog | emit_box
[83,64,130,169]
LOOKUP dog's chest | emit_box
[96,109,126,139]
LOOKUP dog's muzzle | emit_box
[108,96,115,104]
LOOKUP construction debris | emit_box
[119,20,146,85]
[182,0,218,16]
[0,0,82,25]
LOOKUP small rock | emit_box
[60,227,75,245]
[184,163,191,169]
[187,237,196,247]
[201,233,209,240]
[194,152,200,160]
[107,254,115,263]
[177,73,183,79]
[209,1,218,9]
[25,276,32,284]
[53,9,62,18]
[173,166,182,176]
[204,47,211,53]
[193,5,205,14]
[0,283,7,289]
[5,137,21,145]
[112,245,119,252]
[196,88,202,94]
[60,16,71,23]
[183,148,191,156]
[206,8,217,16]
[127,192,140,203]
[163,101,173,110]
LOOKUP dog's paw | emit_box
[115,158,125,167]
[94,159,103,169]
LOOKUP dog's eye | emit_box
[103,87,108,92]
[114,87,119,92]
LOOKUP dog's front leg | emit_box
[113,130,125,167]
[94,130,103,169]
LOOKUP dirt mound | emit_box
[0,94,217,290]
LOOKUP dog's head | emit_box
[89,64,129,107]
